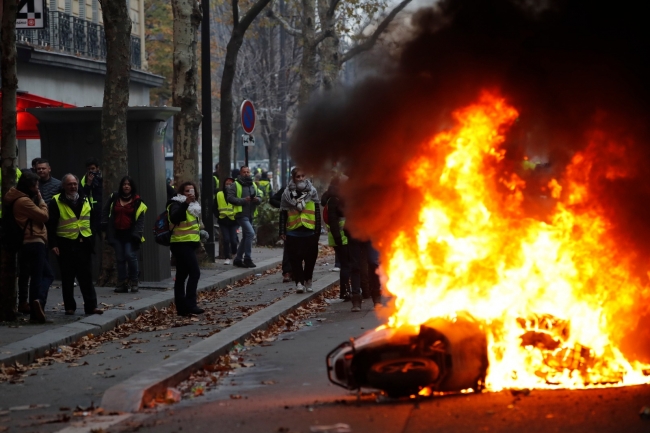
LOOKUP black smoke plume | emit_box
[290,0,650,361]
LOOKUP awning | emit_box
[0,91,76,139]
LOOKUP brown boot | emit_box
[351,294,362,312]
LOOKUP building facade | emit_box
[14,0,163,166]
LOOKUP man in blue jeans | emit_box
[226,166,261,268]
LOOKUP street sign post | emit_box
[240,100,256,134]
[240,100,256,166]
[17,0,45,29]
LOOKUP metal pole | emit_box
[200,0,215,261]
[245,144,249,167]
[279,0,288,188]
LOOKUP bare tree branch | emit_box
[267,8,302,36]
[339,0,412,65]
[312,28,333,47]
[232,0,240,27]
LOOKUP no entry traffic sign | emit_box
[240,100,256,134]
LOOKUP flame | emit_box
[382,91,650,390]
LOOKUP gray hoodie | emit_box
[226,176,261,219]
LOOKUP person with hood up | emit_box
[227,166,262,268]
[321,174,353,303]
[215,177,239,265]
[101,176,147,293]
[279,167,321,293]
[4,172,54,323]
[168,181,208,316]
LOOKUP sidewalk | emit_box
[0,246,286,366]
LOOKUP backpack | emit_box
[153,208,173,246]
[0,198,32,253]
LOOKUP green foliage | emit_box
[255,200,281,247]
[145,0,174,105]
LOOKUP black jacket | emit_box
[321,188,347,247]
[269,187,284,209]
[100,193,146,246]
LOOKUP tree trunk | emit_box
[172,0,202,186]
[218,0,273,184]
[297,0,318,107]
[97,0,132,286]
[1,0,19,321]
[317,0,339,91]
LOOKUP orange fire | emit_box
[381,91,650,390]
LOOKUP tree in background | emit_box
[96,0,132,286]
[0,0,20,321]
[171,0,202,185]
[216,0,273,186]
[146,0,174,105]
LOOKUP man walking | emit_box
[34,158,61,204]
[47,174,103,316]
[227,166,261,268]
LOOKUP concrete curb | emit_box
[0,256,283,367]
[100,272,341,413]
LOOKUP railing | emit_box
[16,10,142,70]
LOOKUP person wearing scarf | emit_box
[279,167,321,293]
[101,176,147,293]
[167,181,205,316]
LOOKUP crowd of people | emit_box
[2,158,381,322]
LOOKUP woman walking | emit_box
[168,181,204,316]
[279,168,321,293]
[4,172,54,323]
[216,177,239,265]
[101,176,147,293]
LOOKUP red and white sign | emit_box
[240,100,256,135]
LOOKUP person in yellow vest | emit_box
[321,175,353,304]
[47,174,103,316]
[215,177,238,265]
[168,181,204,316]
[212,162,220,193]
[101,176,147,293]
[279,167,321,293]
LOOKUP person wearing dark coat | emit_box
[270,186,291,282]
[47,174,103,316]
[168,181,204,316]
[101,176,147,293]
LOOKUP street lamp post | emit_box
[201,0,215,261]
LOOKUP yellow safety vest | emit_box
[168,205,200,243]
[232,181,262,216]
[286,201,316,231]
[216,191,235,220]
[108,194,148,242]
[53,194,92,239]
[0,168,22,218]
[80,175,98,210]
[327,218,348,246]
[258,180,271,196]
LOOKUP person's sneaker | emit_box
[243,259,257,268]
[114,281,129,293]
[330,267,341,272]
[30,300,46,323]
[224,259,231,265]
[129,280,139,293]
[351,294,362,312]
[305,279,313,292]
[233,259,246,268]
[296,283,305,294]
[282,273,292,283]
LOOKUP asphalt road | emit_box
[110,299,650,433]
